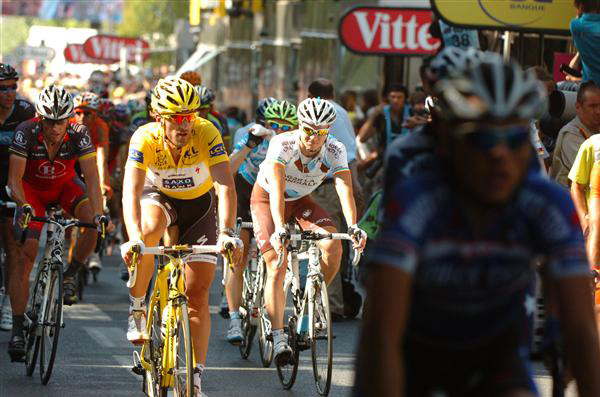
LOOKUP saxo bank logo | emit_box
[478,0,553,26]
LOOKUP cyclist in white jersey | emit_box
[250,97,367,365]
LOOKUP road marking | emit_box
[83,326,130,348]
[64,303,111,321]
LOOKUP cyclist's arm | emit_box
[7,155,28,207]
[556,275,600,396]
[79,155,104,215]
[570,182,588,234]
[358,107,381,143]
[121,164,146,241]
[228,146,251,174]
[357,263,410,397]
[333,169,358,226]
[268,162,287,229]
[96,126,111,194]
[210,161,237,231]
[588,196,600,266]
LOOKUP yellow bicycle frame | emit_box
[138,249,195,389]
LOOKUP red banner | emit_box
[339,7,440,55]
[64,44,110,64]
[82,34,150,63]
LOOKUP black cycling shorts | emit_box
[234,173,253,224]
[141,186,218,264]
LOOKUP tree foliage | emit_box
[117,0,190,66]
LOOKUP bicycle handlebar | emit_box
[275,231,364,269]
[132,244,222,256]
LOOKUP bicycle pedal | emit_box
[131,364,144,376]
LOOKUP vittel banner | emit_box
[339,7,441,55]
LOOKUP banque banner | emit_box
[431,0,577,34]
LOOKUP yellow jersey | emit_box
[127,119,229,200]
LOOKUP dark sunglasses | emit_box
[268,121,294,132]
[42,118,68,125]
[75,110,93,117]
[0,84,17,92]
[454,124,530,151]
[165,113,196,124]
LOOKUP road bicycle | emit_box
[274,227,362,396]
[235,219,273,366]
[131,243,236,397]
[20,206,106,385]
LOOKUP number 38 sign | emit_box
[432,0,576,33]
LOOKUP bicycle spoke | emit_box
[311,282,332,396]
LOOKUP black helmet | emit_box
[256,97,278,123]
[0,63,18,81]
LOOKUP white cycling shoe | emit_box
[127,308,149,344]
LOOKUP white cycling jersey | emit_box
[256,130,349,201]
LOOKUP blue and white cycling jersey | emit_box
[232,130,271,185]
[370,169,588,348]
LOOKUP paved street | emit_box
[0,253,579,396]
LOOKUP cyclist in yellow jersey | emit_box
[120,77,242,396]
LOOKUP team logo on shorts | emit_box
[209,143,225,158]
[302,208,312,218]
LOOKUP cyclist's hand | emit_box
[218,233,243,267]
[17,204,34,229]
[348,224,367,251]
[270,226,289,253]
[120,239,145,266]
[245,125,270,149]
[94,214,114,233]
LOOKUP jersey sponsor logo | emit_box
[163,177,195,189]
[37,160,67,178]
[14,130,27,146]
[78,132,92,149]
[128,148,144,163]
[285,174,319,187]
[302,208,312,218]
[209,143,225,158]
[326,144,343,160]
[155,153,168,168]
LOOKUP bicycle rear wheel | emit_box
[25,266,45,376]
[172,299,193,397]
[310,281,332,396]
[39,268,63,384]
[276,316,300,389]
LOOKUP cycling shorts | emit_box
[235,173,253,223]
[141,186,218,264]
[402,325,537,397]
[250,184,335,254]
[21,177,88,239]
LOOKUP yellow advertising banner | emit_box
[432,0,577,33]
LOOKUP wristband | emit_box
[219,228,237,237]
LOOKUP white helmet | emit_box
[297,97,337,127]
[36,85,74,120]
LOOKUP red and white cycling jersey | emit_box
[9,118,96,188]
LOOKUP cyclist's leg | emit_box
[62,178,96,265]
[225,228,250,313]
[294,197,341,284]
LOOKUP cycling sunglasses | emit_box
[75,110,94,117]
[165,113,196,124]
[0,84,17,92]
[268,121,294,132]
[454,124,530,151]
[302,125,329,137]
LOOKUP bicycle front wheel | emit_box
[25,266,45,376]
[276,316,300,389]
[39,268,63,385]
[257,289,273,367]
[239,268,257,359]
[172,299,193,397]
[310,281,332,396]
[146,302,163,397]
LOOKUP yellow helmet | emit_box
[151,77,199,115]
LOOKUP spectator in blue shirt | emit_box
[571,0,600,85]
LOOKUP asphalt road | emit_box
[0,253,579,397]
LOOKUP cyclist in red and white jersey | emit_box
[6,86,104,361]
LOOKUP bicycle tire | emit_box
[172,299,193,397]
[310,281,332,396]
[25,265,45,376]
[146,302,163,397]
[239,268,257,359]
[276,316,300,389]
[39,268,63,384]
